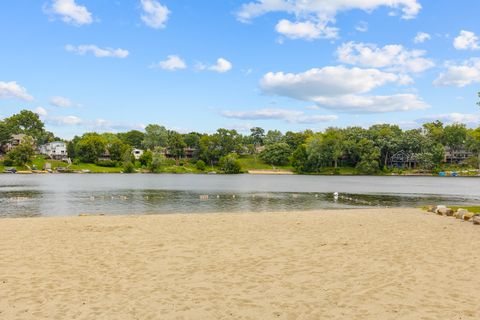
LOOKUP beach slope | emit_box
[0,208,479,319]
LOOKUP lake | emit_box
[0,174,479,218]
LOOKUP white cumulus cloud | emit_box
[236,0,421,40]
[45,0,93,26]
[221,108,338,124]
[140,0,170,29]
[453,30,479,50]
[434,58,480,87]
[197,58,232,73]
[312,94,429,113]
[336,42,435,74]
[151,55,187,71]
[65,44,129,58]
[0,81,34,101]
[261,66,406,99]
[260,66,428,113]
[34,107,48,117]
[50,96,73,107]
[275,19,338,40]
[419,113,480,125]
[414,32,431,43]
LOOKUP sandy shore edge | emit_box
[1,208,479,320]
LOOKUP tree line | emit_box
[1,109,480,174]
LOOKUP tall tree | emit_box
[264,130,283,145]
[443,123,467,163]
[167,131,186,165]
[0,120,13,151]
[142,124,168,150]
[118,130,145,148]
[75,134,107,163]
[422,120,444,144]
[249,127,265,147]
[260,142,291,166]
[368,124,402,168]
[4,110,45,142]
[6,136,35,166]
[466,128,480,170]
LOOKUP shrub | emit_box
[139,150,153,167]
[219,153,242,174]
[2,157,14,166]
[195,159,206,171]
[260,142,291,166]
[96,160,118,167]
[123,161,135,173]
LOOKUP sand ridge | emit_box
[0,208,479,319]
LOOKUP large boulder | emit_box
[472,215,480,225]
[463,212,475,221]
[455,209,469,219]
[434,205,447,215]
[437,207,454,216]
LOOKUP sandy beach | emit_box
[0,208,479,320]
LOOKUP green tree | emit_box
[355,138,380,174]
[195,159,206,171]
[282,131,309,151]
[6,136,35,166]
[118,130,145,148]
[250,127,265,147]
[139,150,153,167]
[4,110,45,142]
[199,134,220,165]
[260,142,291,166]
[149,150,166,172]
[184,132,201,148]
[368,124,402,168]
[122,161,135,173]
[0,120,13,151]
[109,139,130,162]
[75,134,107,163]
[219,153,242,174]
[443,123,467,163]
[167,131,186,165]
[422,121,444,144]
[466,128,480,170]
[290,144,308,173]
[142,124,168,150]
[264,130,283,145]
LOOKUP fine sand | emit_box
[0,208,479,320]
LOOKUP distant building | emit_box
[39,141,68,160]
[162,147,197,159]
[444,147,472,164]
[3,134,28,153]
[132,148,144,160]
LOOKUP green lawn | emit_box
[450,206,480,214]
[237,155,294,172]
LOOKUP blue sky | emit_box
[1,0,480,138]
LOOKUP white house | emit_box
[39,141,68,160]
[132,148,144,160]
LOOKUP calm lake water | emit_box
[0,174,479,218]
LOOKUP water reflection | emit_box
[0,189,478,218]
[0,174,478,218]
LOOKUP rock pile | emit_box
[426,205,479,225]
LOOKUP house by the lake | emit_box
[39,141,68,160]
[3,134,29,153]
[132,148,144,160]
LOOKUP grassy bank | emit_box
[1,155,479,176]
